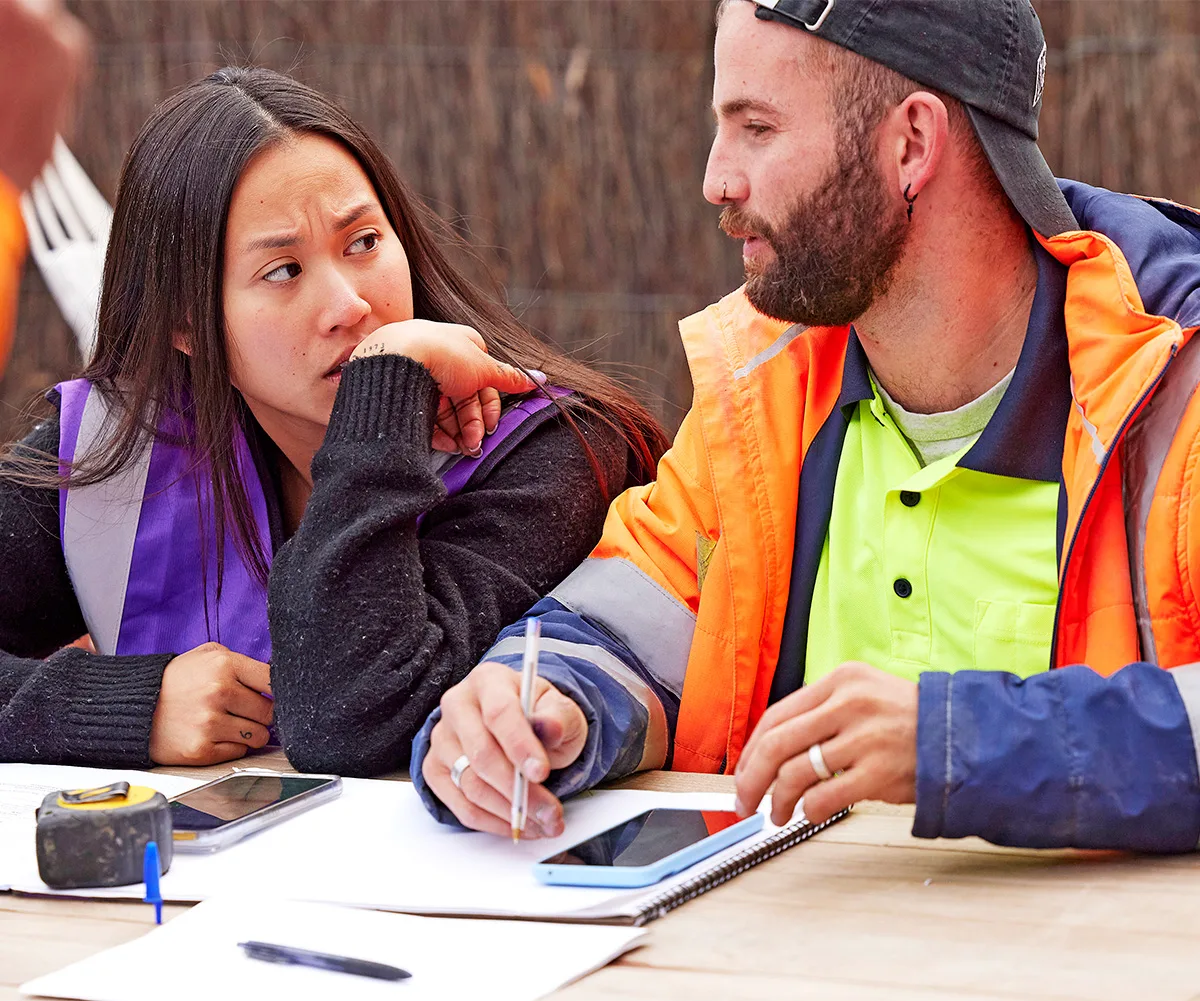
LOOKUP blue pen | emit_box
[142,841,163,925]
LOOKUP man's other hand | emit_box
[734,661,918,826]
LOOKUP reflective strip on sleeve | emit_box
[483,634,668,771]
[1171,662,1200,785]
[549,556,695,698]
[61,388,153,655]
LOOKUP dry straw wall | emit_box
[6,0,1200,441]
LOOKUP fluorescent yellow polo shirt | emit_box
[804,376,1061,685]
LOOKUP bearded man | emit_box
[413,0,1200,852]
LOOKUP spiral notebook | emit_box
[0,763,849,926]
[566,807,851,926]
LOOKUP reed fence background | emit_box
[6,0,1200,440]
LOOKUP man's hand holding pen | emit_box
[423,659,587,839]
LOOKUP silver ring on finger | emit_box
[808,742,833,782]
[450,754,471,790]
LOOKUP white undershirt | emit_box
[873,368,1016,467]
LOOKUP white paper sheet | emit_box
[19,897,647,1001]
[0,763,786,922]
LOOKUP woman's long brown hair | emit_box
[13,67,669,589]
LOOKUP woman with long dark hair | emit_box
[0,67,667,776]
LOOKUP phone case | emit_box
[532,811,765,888]
[169,771,342,854]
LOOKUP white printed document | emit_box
[19,897,647,1001]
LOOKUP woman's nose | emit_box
[319,268,371,332]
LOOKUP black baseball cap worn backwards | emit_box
[751,0,1079,237]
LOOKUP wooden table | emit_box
[4,751,1200,1000]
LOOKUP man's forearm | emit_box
[411,598,680,824]
[914,663,1200,852]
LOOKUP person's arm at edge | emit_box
[913,663,1200,852]
[0,170,27,375]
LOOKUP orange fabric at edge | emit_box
[0,171,27,378]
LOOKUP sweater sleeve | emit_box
[0,416,171,766]
[269,353,631,777]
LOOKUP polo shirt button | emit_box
[900,491,921,507]
[893,578,913,599]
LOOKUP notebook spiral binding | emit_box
[632,807,852,926]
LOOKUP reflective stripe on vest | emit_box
[1122,331,1200,665]
[56,380,570,658]
[57,379,273,659]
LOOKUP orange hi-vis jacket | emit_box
[528,180,1200,776]
[0,172,25,376]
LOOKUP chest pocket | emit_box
[972,599,1056,678]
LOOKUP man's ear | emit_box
[888,90,950,201]
[172,331,192,357]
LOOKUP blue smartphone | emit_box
[533,808,765,888]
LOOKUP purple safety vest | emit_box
[55,378,569,660]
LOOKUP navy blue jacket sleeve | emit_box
[411,597,680,826]
[913,664,1200,852]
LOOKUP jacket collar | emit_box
[958,244,1070,482]
[837,242,1071,483]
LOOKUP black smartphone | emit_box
[168,772,341,853]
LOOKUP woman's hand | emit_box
[351,320,541,456]
[148,642,274,766]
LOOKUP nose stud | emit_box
[722,181,728,200]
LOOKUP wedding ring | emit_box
[808,742,833,782]
[450,754,471,790]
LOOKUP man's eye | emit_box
[348,233,379,254]
[264,262,301,283]
[746,122,772,136]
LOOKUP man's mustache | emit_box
[718,205,775,245]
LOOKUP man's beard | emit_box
[721,126,911,328]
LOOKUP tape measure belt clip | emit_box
[59,781,131,805]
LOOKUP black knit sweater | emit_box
[0,355,631,774]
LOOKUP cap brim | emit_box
[965,106,1078,237]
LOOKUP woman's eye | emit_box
[348,232,380,254]
[263,262,302,283]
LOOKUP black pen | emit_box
[237,940,411,981]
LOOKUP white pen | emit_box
[511,617,542,843]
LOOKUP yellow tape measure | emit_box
[36,781,173,889]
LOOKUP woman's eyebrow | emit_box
[331,201,377,232]
[244,231,301,254]
[242,202,379,254]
